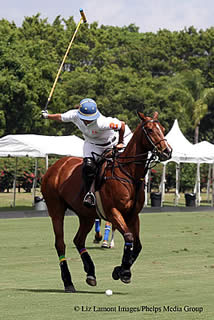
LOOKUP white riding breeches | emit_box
[83,140,117,159]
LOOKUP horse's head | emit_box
[137,111,172,161]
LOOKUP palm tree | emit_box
[169,69,214,143]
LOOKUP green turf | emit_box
[0,190,212,211]
[0,189,41,210]
[0,211,213,320]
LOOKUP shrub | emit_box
[17,171,35,192]
[0,169,14,192]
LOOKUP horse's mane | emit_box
[119,120,148,159]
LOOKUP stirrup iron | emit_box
[83,191,96,208]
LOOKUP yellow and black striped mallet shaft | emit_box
[44,9,87,110]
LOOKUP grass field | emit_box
[0,211,213,320]
[0,189,212,210]
[0,189,41,211]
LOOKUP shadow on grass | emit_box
[0,206,33,212]
[85,247,113,250]
[15,288,128,295]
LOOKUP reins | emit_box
[92,118,164,186]
[92,147,159,186]
[108,151,158,185]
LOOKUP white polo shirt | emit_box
[61,109,132,157]
[61,110,122,144]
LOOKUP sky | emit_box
[1,0,214,33]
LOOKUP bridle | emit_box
[141,119,168,156]
[96,118,168,186]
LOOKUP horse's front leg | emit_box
[110,209,142,284]
[127,214,142,265]
[108,208,134,284]
[112,231,134,284]
[73,216,97,286]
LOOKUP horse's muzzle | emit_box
[158,146,172,162]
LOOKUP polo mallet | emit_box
[44,9,87,110]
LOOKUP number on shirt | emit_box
[109,123,118,129]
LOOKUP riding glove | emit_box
[41,110,49,119]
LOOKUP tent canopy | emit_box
[1,123,213,163]
[165,120,214,164]
[193,141,214,163]
[0,134,84,207]
[0,134,84,158]
[160,119,214,207]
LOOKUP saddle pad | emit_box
[95,191,107,221]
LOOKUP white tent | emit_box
[165,119,195,163]
[192,141,214,163]
[165,120,214,164]
[0,134,84,207]
[0,134,84,158]
[159,120,214,207]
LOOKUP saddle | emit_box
[94,148,115,191]
[89,149,116,217]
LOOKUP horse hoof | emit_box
[65,285,76,293]
[101,241,109,248]
[109,241,114,248]
[93,234,102,243]
[112,266,121,280]
[121,276,131,284]
[120,270,131,284]
[93,238,101,244]
[112,267,131,283]
[86,276,97,286]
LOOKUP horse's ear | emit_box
[153,111,159,120]
[137,111,146,121]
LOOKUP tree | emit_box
[200,88,214,141]
[1,16,214,142]
[165,70,214,143]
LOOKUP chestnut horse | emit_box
[41,111,172,292]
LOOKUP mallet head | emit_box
[80,9,87,23]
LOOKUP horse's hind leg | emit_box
[73,216,96,286]
[51,213,76,293]
[93,218,102,243]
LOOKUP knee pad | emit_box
[82,157,97,179]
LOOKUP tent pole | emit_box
[206,164,211,203]
[12,157,18,207]
[32,158,38,205]
[45,155,48,171]
[147,169,151,193]
[144,171,148,207]
[160,164,166,207]
[175,163,180,206]
[196,163,200,207]
[147,169,151,205]
[212,164,214,207]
